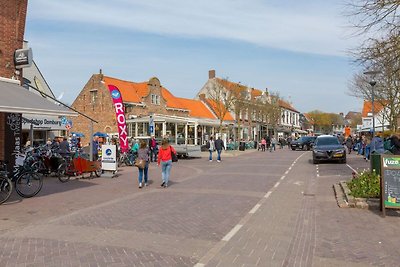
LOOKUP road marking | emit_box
[264,191,272,198]
[274,181,280,188]
[193,264,205,267]
[285,170,289,175]
[249,204,261,214]
[280,175,285,180]
[346,164,358,174]
[222,224,243,241]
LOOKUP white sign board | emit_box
[101,145,117,171]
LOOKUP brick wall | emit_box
[0,0,28,79]
[0,0,28,160]
[70,75,189,144]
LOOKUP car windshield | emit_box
[316,137,340,146]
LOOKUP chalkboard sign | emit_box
[381,155,400,216]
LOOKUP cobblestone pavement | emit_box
[0,148,399,266]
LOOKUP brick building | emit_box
[70,72,225,146]
[0,0,76,168]
[0,0,28,160]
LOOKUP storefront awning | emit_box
[0,80,77,116]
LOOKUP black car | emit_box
[312,135,346,164]
[290,136,316,150]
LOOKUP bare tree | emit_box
[206,78,241,134]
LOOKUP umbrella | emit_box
[93,132,108,138]
[71,132,85,137]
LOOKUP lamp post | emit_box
[363,70,381,139]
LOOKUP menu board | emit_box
[383,169,400,207]
[381,156,400,210]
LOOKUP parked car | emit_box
[290,136,316,150]
[312,135,346,164]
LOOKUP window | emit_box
[90,90,98,105]
[151,94,160,105]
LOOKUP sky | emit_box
[25,0,365,114]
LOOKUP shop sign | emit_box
[14,48,33,69]
[21,115,67,130]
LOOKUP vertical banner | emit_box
[5,113,22,173]
[107,85,129,153]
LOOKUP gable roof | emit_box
[104,75,221,120]
[362,100,385,117]
[279,99,299,113]
[103,76,147,103]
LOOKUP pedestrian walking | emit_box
[149,135,158,162]
[270,136,277,152]
[137,140,149,188]
[214,136,225,162]
[206,137,215,162]
[261,137,266,152]
[157,138,177,188]
[345,136,353,154]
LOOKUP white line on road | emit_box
[249,204,261,214]
[274,182,280,188]
[280,176,285,180]
[264,191,272,198]
[285,170,289,175]
[193,264,205,267]
[222,224,243,241]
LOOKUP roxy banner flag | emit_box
[107,85,129,153]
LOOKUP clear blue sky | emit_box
[25,0,364,114]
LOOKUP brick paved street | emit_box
[0,148,400,266]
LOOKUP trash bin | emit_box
[254,141,258,149]
[239,142,245,151]
[370,152,381,174]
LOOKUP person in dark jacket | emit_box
[390,135,400,155]
[214,136,225,162]
[59,137,70,158]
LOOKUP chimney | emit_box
[209,70,215,79]
[199,93,206,101]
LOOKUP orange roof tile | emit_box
[103,76,148,103]
[160,88,188,110]
[362,100,385,117]
[215,78,264,99]
[279,99,299,113]
[176,98,216,119]
[205,99,235,121]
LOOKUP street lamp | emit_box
[363,70,381,139]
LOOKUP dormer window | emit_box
[151,94,160,105]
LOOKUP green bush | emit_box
[347,169,380,198]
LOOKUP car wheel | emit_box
[304,144,309,150]
[313,158,319,164]
[291,148,296,150]
[341,158,347,164]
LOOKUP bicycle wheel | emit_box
[57,163,70,183]
[0,176,13,205]
[15,171,43,198]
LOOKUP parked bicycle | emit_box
[56,150,102,183]
[0,160,43,204]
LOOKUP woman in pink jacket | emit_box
[157,138,177,188]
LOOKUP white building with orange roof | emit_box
[361,100,390,133]
[197,70,302,140]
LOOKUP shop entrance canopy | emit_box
[0,79,77,116]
